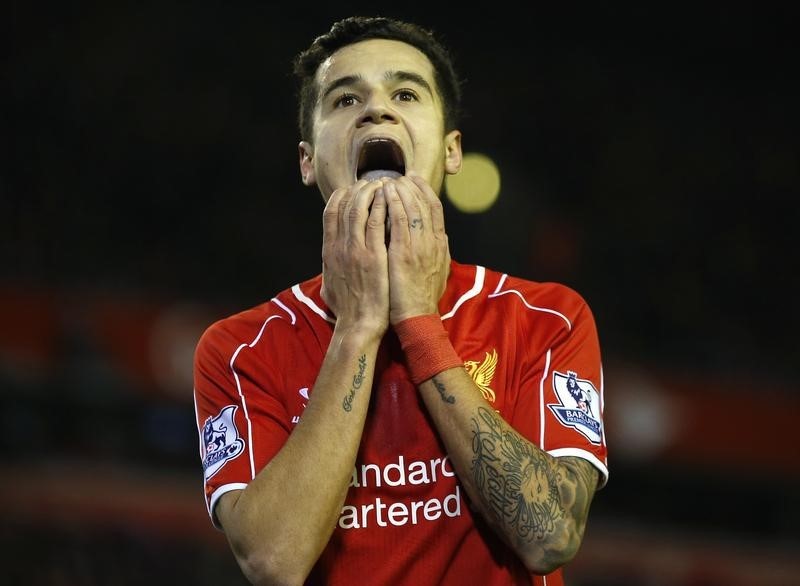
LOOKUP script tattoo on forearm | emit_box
[432,377,455,404]
[342,354,367,412]
[470,407,564,544]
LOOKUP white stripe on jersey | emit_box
[192,391,213,518]
[292,284,335,323]
[441,265,485,320]
[209,483,249,528]
[539,349,551,450]
[489,274,572,330]
[547,447,609,486]
[229,314,286,480]
[488,274,573,330]
[271,296,297,324]
[599,364,607,464]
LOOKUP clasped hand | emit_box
[320,173,450,334]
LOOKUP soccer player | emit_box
[193,16,608,585]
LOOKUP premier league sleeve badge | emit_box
[549,371,603,444]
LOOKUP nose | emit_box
[357,94,398,127]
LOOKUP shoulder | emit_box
[496,271,591,317]
[448,260,592,329]
[195,275,324,361]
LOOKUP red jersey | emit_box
[193,260,608,585]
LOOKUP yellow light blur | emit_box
[445,152,501,213]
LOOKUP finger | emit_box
[338,187,353,241]
[408,173,446,238]
[339,179,369,242]
[365,188,387,251]
[393,176,428,234]
[384,181,410,248]
[347,180,382,245]
[322,187,348,249]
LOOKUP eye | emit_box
[394,89,419,102]
[334,93,359,108]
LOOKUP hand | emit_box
[321,180,390,336]
[385,173,450,324]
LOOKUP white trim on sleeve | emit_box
[209,483,249,530]
[547,447,609,488]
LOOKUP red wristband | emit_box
[394,314,463,385]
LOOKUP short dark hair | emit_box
[292,16,462,143]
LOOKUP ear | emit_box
[298,141,316,186]
[444,130,463,175]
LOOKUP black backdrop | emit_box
[4,3,799,584]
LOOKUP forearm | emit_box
[418,366,598,574]
[220,325,381,585]
[383,174,599,572]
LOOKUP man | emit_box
[193,16,608,585]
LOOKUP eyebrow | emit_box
[320,70,435,101]
[385,70,434,96]
[320,74,362,101]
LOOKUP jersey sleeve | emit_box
[192,310,294,527]
[513,284,609,487]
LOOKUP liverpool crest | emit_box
[465,349,498,402]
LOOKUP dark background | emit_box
[4,3,799,584]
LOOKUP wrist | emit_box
[389,306,438,326]
[393,314,462,385]
[332,318,387,346]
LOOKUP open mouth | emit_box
[356,138,406,182]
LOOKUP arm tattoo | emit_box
[342,354,367,412]
[559,456,599,524]
[432,376,456,404]
[410,218,424,230]
[470,406,564,543]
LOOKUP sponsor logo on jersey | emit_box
[202,405,245,480]
[548,370,602,444]
[339,455,462,529]
[464,349,498,403]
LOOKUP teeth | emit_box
[360,169,402,182]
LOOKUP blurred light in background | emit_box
[445,152,501,213]
[149,302,215,400]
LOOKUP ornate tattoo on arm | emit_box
[342,354,367,412]
[470,406,564,544]
[559,456,599,527]
[432,376,456,404]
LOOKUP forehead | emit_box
[316,38,437,90]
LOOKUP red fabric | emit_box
[193,260,608,586]
[393,314,463,384]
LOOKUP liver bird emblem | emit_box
[464,349,498,402]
